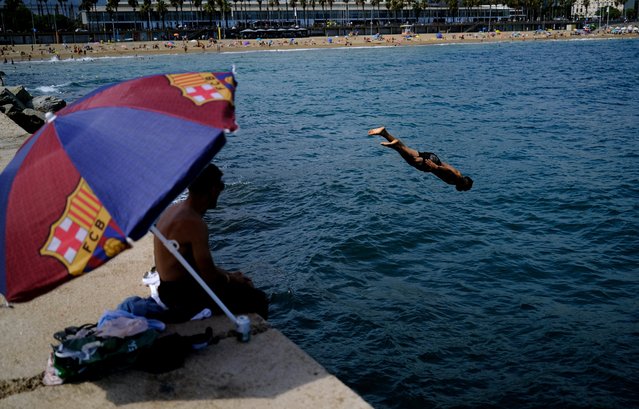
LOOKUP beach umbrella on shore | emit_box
[0,71,237,303]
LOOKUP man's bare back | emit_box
[154,202,215,282]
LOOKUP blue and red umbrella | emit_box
[0,71,237,302]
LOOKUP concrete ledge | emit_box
[1,315,371,408]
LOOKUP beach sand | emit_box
[2,30,634,62]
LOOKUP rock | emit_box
[0,111,29,139]
[32,95,66,113]
[0,84,66,140]
[9,108,45,134]
[2,102,23,117]
[0,88,26,112]
[6,86,33,106]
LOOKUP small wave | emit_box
[65,57,96,62]
[33,83,71,94]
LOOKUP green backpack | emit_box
[51,324,159,381]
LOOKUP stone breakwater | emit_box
[0,85,66,136]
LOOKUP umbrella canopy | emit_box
[0,71,237,302]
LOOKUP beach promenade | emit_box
[2,30,636,62]
[0,135,372,408]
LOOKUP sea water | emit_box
[8,38,639,408]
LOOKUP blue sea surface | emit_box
[9,38,639,408]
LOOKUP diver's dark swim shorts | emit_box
[418,151,442,166]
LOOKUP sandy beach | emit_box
[2,30,636,62]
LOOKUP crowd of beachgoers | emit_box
[1,28,637,63]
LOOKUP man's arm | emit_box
[427,160,465,186]
[188,217,255,288]
[187,218,231,285]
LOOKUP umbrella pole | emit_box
[150,225,243,328]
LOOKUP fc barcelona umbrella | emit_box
[0,71,237,304]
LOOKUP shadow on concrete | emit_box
[92,314,334,405]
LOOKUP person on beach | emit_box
[153,163,269,320]
[368,127,473,191]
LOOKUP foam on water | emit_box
[32,82,71,94]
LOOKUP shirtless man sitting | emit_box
[368,127,473,192]
[153,163,269,320]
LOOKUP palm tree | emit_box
[156,0,168,29]
[318,0,325,25]
[370,0,380,23]
[394,0,405,22]
[300,0,307,26]
[90,0,98,28]
[256,0,263,22]
[170,0,179,27]
[444,0,456,21]
[461,0,470,22]
[412,0,423,23]
[204,0,216,25]
[327,0,333,25]
[80,0,93,29]
[582,0,589,17]
[319,0,326,25]
[106,0,120,36]
[128,0,139,30]
[216,0,230,27]
[42,0,51,28]
[310,0,316,26]
[612,0,624,19]
[405,0,413,21]
[57,0,66,18]
[139,0,152,29]
[356,0,365,27]
[266,0,272,23]
[179,0,184,27]
[284,0,289,22]
[232,0,238,25]
[193,0,202,27]
[289,0,297,24]
[343,0,349,26]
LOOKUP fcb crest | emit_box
[166,72,235,106]
[40,179,128,277]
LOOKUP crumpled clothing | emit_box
[117,296,167,318]
[142,268,168,310]
[98,309,165,336]
[96,316,149,338]
[54,339,102,361]
[43,354,64,386]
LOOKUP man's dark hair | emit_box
[189,164,223,195]
[456,176,473,192]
